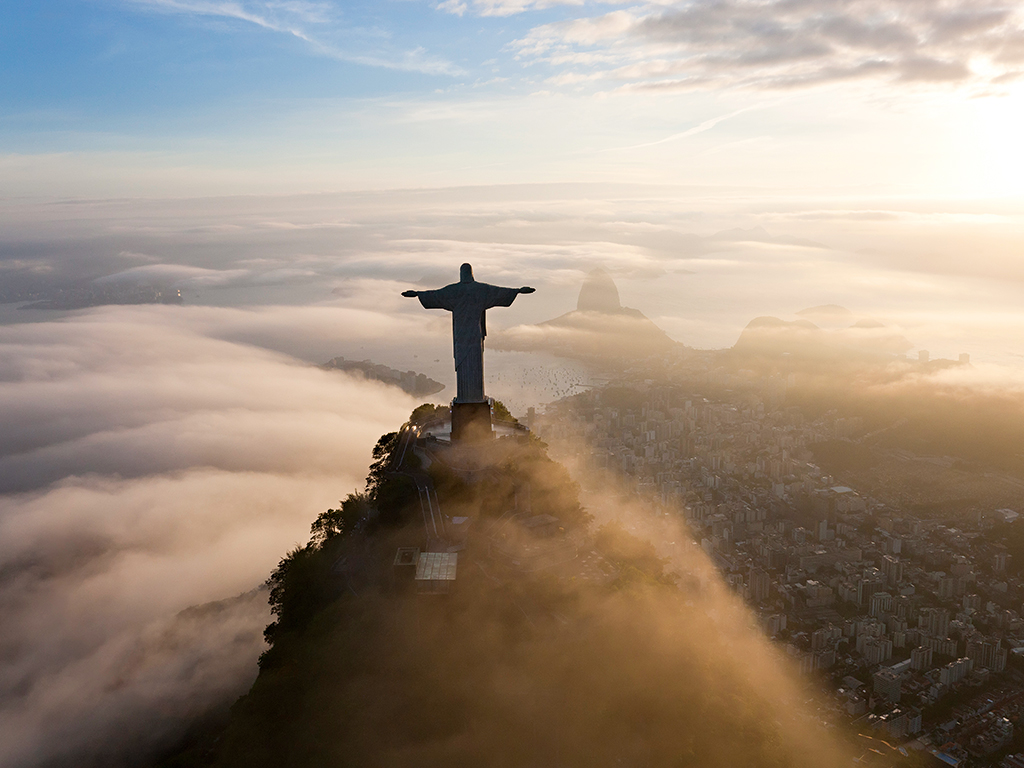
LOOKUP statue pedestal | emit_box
[451,402,492,443]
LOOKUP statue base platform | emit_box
[451,402,492,443]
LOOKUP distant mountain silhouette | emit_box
[795,304,855,327]
[575,268,622,313]
[733,308,912,361]
[321,357,445,397]
[495,269,676,362]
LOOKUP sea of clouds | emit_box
[0,307,416,766]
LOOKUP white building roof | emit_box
[415,551,458,581]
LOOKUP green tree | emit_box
[262,545,325,656]
[365,432,399,499]
[410,402,448,424]
[308,493,368,548]
[492,399,518,425]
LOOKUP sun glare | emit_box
[960,86,1024,198]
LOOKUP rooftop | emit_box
[415,551,458,582]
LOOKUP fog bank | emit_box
[0,306,414,767]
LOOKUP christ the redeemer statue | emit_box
[402,263,534,404]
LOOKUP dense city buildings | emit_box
[534,357,1024,767]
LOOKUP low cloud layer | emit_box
[0,306,414,767]
[4,187,1024,364]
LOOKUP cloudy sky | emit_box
[2,2,1024,765]
[3,0,1024,196]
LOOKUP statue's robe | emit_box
[414,280,521,403]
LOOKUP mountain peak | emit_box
[576,268,622,313]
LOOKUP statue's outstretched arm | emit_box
[406,287,452,310]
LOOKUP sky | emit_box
[3,0,1024,196]
[3,2,1024,765]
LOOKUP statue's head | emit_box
[460,263,474,282]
